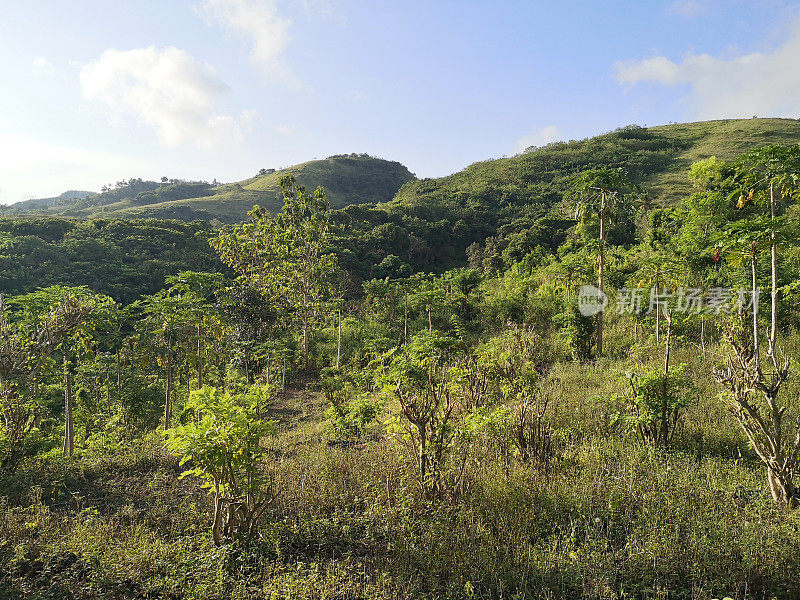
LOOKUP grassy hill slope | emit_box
[4,154,415,223]
[390,118,800,216]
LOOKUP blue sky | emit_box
[2,0,800,204]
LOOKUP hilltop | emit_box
[3,154,415,223]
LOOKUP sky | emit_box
[3,0,800,204]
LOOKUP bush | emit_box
[164,386,276,545]
[622,364,696,446]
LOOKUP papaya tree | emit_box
[0,287,109,462]
[569,167,637,356]
[164,386,276,544]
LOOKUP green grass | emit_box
[4,339,800,599]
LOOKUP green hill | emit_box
[391,118,800,217]
[359,118,800,271]
[7,190,95,213]
[4,154,415,223]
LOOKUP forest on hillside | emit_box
[4,142,800,600]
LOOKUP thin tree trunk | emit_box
[655,269,660,343]
[63,357,74,457]
[302,321,309,370]
[700,318,705,358]
[428,306,433,332]
[163,350,173,430]
[752,255,760,370]
[769,181,778,356]
[404,291,408,343]
[116,349,122,398]
[197,324,204,389]
[336,309,342,370]
[597,195,605,357]
[281,356,286,391]
[661,310,672,445]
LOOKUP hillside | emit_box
[0,218,224,303]
[5,119,800,297]
[8,190,94,212]
[364,118,800,271]
[4,154,415,223]
[391,118,800,214]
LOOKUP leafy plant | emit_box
[624,364,695,446]
[164,386,276,545]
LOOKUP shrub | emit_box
[623,364,695,446]
[164,386,276,545]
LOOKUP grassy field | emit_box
[3,331,800,600]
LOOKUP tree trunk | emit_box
[163,351,173,430]
[769,181,778,357]
[197,324,204,389]
[752,255,760,370]
[336,309,342,370]
[655,269,660,343]
[302,321,309,370]
[62,357,74,457]
[428,306,433,332]
[212,491,224,546]
[660,310,673,446]
[116,349,122,398]
[404,291,408,343]
[700,318,705,358]
[597,194,606,357]
[417,421,429,498]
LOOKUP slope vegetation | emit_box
[4,154,415,223]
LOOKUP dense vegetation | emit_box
[5,120,800,599]
[0,219,224,304]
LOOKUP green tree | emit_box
[382,331,461,499]
[731,145,800,355]
[213,176,338,369]
[0,287,110,462]
[570,167,637,356]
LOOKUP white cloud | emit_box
[666,0,707,18]
[32,56,55,76]
[80,46,254,148]
[197,0,294,80]
[614,18,800,119]
[515,125,562,153]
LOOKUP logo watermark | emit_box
[577,285,608,317]
[578,286,760,317]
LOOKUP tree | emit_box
[139,289,199,429]
[0,287,109,463]
[213,176,338,369]
[570,167,637,356]
[711,145,800,507]
[163,271,227,389]
[164,386,276,544]
[731,145,800,356]
[382,331,461,499]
